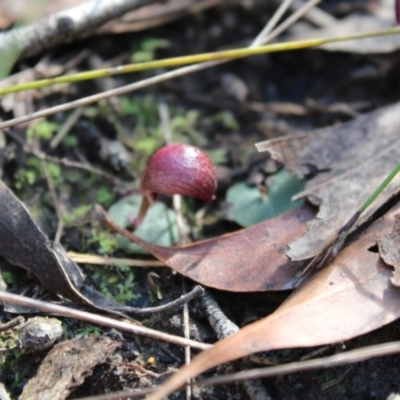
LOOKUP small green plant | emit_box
[205,111,239,131]
[120,94,160,126]
[63,204,92,226]
[114,264,136,303]
[132,37,170,63]
[14,157,62,189]
[26,119,60,140]
[88,230,118,254]
[85,264,136,304]
[62,134,78,147]
[14,169,36,189]
[317,370,335,385]
[2,271,19,285]
[279,349,293,358]
[75,325,102,336]
[96,186,116,206]
[334,385,346,395]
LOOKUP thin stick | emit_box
[42,160,64,243]
[197,341,400,387]
[4,129,123,183]
[1,24,397,97]
[0,291,210,350]
[130,285,205,315]
[261,0,321,44]
[0,316,25,331]
[251,0,294,47]
[49,106,84,149]
[68,251,165,267]
[183,281,192,400]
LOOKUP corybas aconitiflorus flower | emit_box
[134,144,217,229]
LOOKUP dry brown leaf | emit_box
[98,204,315,292]
[378,214,400,287]
[147,203,400,400]
[287,0,398,54]
[0,181,149,317]
[289,16,397,54]
[19,335,119,400]
[256,101,400,261]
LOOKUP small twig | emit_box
[75,388,155,400]
[0,316,25,332]
[42,160,65,243]
[50,106,84,149]
[110,361,176,379]
[196,341,400,388]
[127,285,204,315]
[183,281,192,400]
[67,251,165,267]
[320,368,351,391]
[300,345,331,361]
[4,129,123,184]
[251,0,294,47]
[261,0,321,44]
[158,101,172,144]
[291,0,336,27]
[201,291,238,339]
[157,341,183,364]
[0,291,211,350]
[201,291,272,400]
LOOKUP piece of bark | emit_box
[19,335,119,400]
[378,214,400,287]
[0,0,223,33]
[256,101,400,261]
[0,0,156,76]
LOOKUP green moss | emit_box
[84,264,136,304]
[89,230,118,254]
[27,120,60,140]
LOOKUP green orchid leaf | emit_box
[108,195,178,254]
[227,170,305,227]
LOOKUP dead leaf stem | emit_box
[0,291,210,351]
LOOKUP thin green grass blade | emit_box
[360,162,400,213]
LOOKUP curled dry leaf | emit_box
[256,101,400,261]
[97,204,315,292]
[147,203,400,400]
[0,180,89,305]
[378,214,400,287]
[0,181,145,317]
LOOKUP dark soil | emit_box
[1,1,400,399]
